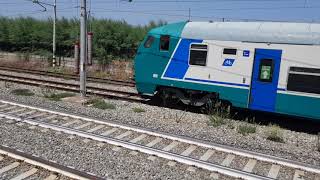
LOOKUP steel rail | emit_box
[0,65,135,87]
[0,73,138,96]
[1,99,320,175]
[0,112,272,180]
[0,145,104,180]
[0,74,145,103]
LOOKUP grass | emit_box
[237,124,256,136]
[91,71,111,79]
[208,114,226,127]
[87,98,116,110]
[11,89,34,96]
[265,124,284,143]
[207,101,231,127]
[47,67,71,74]
[227,122,235,129]
[45,92,75,101]
[47,67,74,80]
[132,107,146,113]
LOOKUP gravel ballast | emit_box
[0,119,234,180]
[0,81,319,168]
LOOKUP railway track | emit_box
[0,100,319,180]
[0,144,103,180]
[0,66,135,87]
[0,73,146,103]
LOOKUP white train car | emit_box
[134,21,320,120]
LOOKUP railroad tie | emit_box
[41,115,58,121]
[199,149,214,161]
[61,119,80,127]
[180,145,197,156]
[51,120,59,124]
[0,104,8,108]
[17,110,37,116]
[10,167,38,180]
[187,166,197,172]
[5,119,15,124]
[267,164,280,179]
[112,146,121,152]
[43,174,58,180]
[147,156,157,161]
[221,154,235,167]
[146,137,162,147]
[243,159,257,173]
[129,134,147,143]
[0,162,20,174]
[74,122,92,129]
[162,141,179,152]
[209,172,219,180]
[293,170,305,180]
[129,151,139,156]
[6,108,25,114]
[87,125,105,133]
[27,112,48,119]
[0,106,16,112]
[167,161,176,167]
[101,128,118,136]
[115,131,132,139]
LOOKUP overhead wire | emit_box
[1,0,319,23]
[93,0,312,3]
[91,7,320,23]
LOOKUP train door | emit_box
[249,48,282,112]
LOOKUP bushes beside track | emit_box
[0,16,165,65]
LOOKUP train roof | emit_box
[150,21,320,45]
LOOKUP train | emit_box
[134,21,320,120]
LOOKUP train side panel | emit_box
[134,22,186,94]
[275,44,320,119]
[181,40,320,120]
[135,25,320,120]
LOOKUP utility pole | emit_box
[80,0,87,97]
[52,0,57,67]
[74,41,80,74]
[31,0,57,67]
[188,8,191,22]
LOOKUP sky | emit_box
[1,0,320,25]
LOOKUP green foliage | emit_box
[11,88,34,96]
[238,124,256,135]
[44,92,75,101]
[227,122,235,129]
[207,101,231,127]
[208,114,226,127]
[265,124,284,143]
[0,16,165,64]
[87,98,116,110]
[132,107,146,113]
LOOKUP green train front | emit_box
[134,21,320,120]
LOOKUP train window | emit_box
[259,59,274,82]
[287,67,320,94]
[189,44,208,66]
[144,36,155,48]
[160,35,170,51]
[223,48,237,55]
[289,67,320,74]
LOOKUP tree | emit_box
[0,16,166,63]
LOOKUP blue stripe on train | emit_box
[184,78,250,88]
[163,38,202,79]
